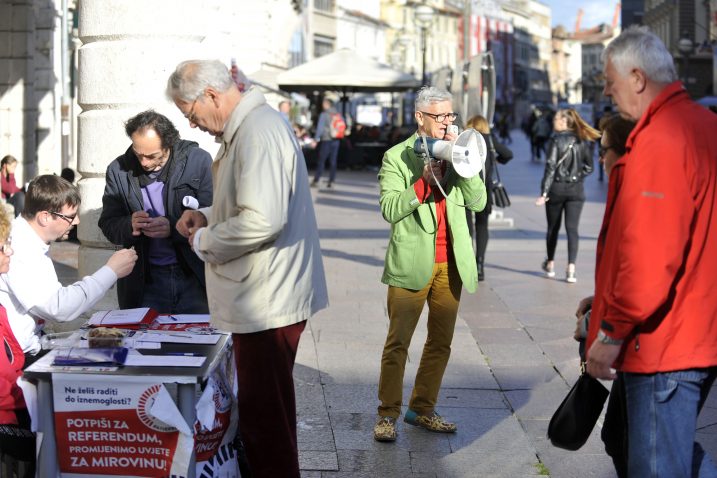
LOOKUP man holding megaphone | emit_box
[374,86,487,442]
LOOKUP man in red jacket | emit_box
[586,26,717,476]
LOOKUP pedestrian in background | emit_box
[168,59,328,478]
[99,110,213,313]
[531,111,552,161]
[311,98,344,189]
[373,86,486,442]
[278,100,291,122]
[593,105,614,182]
[574,113,636,478]
[585,26,717,478]
[535,108,599,283]
[465,115,513,281]
[496,113,512,145]
[1,155,24,217]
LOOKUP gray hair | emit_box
[166,60,236,102]
[414,86,452,111]
[602,25,677,84]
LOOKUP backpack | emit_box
[329,113,346,139]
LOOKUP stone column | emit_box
[0,0,37,183]
[35,0,61,176]
[76,0,211,309]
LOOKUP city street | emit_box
[47,128,717,477]
[295,129,717,477]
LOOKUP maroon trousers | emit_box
[232,320,306,478]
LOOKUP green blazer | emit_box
[379,132,487,293]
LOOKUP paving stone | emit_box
[300,471,322,478]
[490,364,563,390]
[411,447,540,477]
[438,361,497,389]
[323,384,379,414]
[436,388,507,409]
[320,473,436,478]
[478,342,550,367]
[504,383,577,420]
[335,449,412,475]
[299,451,339,472]
[473,326,537,346]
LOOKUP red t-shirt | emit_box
[413,170,450,263]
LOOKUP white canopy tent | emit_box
[276,49,420,94]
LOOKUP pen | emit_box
[166,352,201,356]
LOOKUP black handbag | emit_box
[491,164,511,208]
[548,367,609,451]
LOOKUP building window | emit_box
[289,29,305,68]
[314,34,334,58]
[314,0,334,12]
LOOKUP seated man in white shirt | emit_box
[0,175,138,355]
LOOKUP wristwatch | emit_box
[597,330,623,346]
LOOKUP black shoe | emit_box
[310,180,318,188]
[477,260,485,281]
[326,182,333,188]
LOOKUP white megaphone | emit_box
[413,129,486,178]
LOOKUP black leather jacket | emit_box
[540,131,594,196]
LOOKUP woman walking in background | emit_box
[466,115,513,281]
[535,109,600,283]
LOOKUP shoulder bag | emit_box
[547,364,609,451]
[486,135,511,208]
[491,165,511,209]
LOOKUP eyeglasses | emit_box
[50,211,77,225]
[184,91,205,123]
[420,111,458,123]
[598,145,616,158]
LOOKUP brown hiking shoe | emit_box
[403,409,457,433]
[373,416,397,442]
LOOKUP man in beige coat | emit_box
[168,60,328,478]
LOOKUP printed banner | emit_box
[53,374,193,478]
[194,346,240,477]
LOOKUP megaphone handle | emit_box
[420,135,431,164]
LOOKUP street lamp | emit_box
[414,3,435,86]
[677,33,694,89]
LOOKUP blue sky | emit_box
[544,0,619,29]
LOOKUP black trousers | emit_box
[474,208,489,263]
[544,183,585,264]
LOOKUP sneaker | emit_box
[566,267,577,283]
[541,259,555,278]
[403,409,457,433]
[326,181,333,189]
[373,416,397,442]
[310,180,318,188]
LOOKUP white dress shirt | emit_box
[0,217,117,354]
